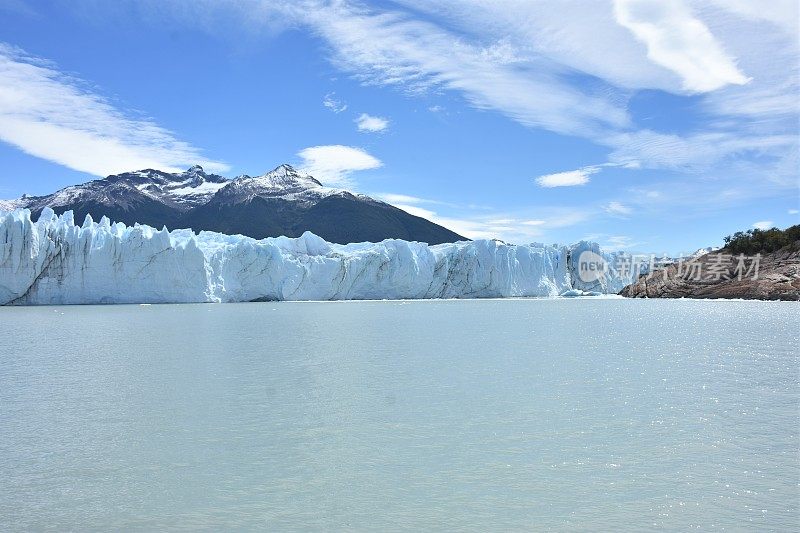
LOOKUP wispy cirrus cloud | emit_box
[372,192,440,205]
[381,192,592,242]
[373,192,505,240]
[294,1,629,138]
[386,202,544,242]
[297,144,382,188]
[72,1,797,194]
[322,92,348,113]
[0,43,227,177]
[613,0,750,92]
[385,0,797,185]
[605,129,797,181]
[705,0,798,36]
[603,201,633,217]
[7,0,797,242]
[298,0,796,205]
[582,233,641,250]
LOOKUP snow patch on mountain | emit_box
[5,165,231,213]
[168,180,229,199]
[0,208,635,305]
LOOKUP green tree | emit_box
[722,225,800,255]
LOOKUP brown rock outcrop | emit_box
[619,244,800,300]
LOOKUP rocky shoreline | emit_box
[619,244,800,301]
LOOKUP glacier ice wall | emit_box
[0,209,634,305]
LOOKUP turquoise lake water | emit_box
[1,299,798,530]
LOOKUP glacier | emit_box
[0,208,635,305]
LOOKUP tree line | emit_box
[723,224,800,255]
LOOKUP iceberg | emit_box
[0,208,635,305]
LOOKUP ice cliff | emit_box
[0,209,634,305]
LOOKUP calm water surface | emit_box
[1,299,798,531]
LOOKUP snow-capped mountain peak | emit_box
[213,164,324,204]
[689,246,715,259]
[252,164,322,190]
[1,163,466,244]
[180,165,208,185]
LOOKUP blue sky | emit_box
[0,0,797,253]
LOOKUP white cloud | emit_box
[391,203,496,240]
[373,192,556,241]
[605,129,797,178]
[296,1,629,138]
[373,192,431,204]
[605,235,638,249]
[355,113,389,132]
[623,175,798,221]
[604,201,633,216]
[704,0,798,35]
[96,2,795,166]
[752,220,774,230]
[0,43,227,177]
[613,0,750,92]
[322,92,347,113]
[44,0,799,214]
[385,196,590,243]
[610,235,637,249]
[535,166,599,188]
[385,0,796,189]
[393,0,679,91]
[582,232,644,250]
[297,144,382,188]
[789,209,799,215]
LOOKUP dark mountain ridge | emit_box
[1,164,466,245]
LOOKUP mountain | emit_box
[2,164,465,244]
[180,165,465,243]
[690,246,714,258]
[1,165,228,229]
